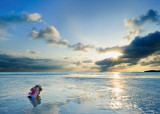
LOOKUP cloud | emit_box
[96,46,125,54]
[29,26,60,39]
[72,61,81,66]
[0,12,41,27]
[141,59,160,67]
[0,28,11,40]
[0,53,68,72]
[82,59,92,63]
[96,31,160,71]
[27,13,41,21]
[124,9,160,39]
[24,49,30,55]
[0,48,98,72]
[0,12,41,40]
[29,26,68,46]
[47,39,68,46]
[24,49,40,55]
[126,9,160,26]
[123,31,160,59]
[68,42,94,52]
[30,51,40,55]
[0,37,8,41]
[140,54,160,67]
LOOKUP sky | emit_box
[0,0,160,72]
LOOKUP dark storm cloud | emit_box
[68,42,94,52]
[123,31,160,58]
[0,53,65,72]
[96,31,160,71]
[0,12,41,27]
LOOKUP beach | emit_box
[0,72,160,114]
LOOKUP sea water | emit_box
[0,72,160,114]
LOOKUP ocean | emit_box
[0,72,160,114]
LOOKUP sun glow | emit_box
[106,52,123,59]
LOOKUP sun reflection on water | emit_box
[113,88,122,93]
[109,72,126,110]
[110,101,123,109]
[113,72,120,79]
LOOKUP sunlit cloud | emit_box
[0,12,41,27]
[140,54,160,67]
[0,12,42,41]
[27,13,41,21]
[96,46,125,54]
[95,31,160,71]
[29,26,68,46]
[24,49,40,55]
[105,52,123,59]
[68,42,94,52]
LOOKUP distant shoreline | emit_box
[144,70,160,72]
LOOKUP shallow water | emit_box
[0,72,160,114]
